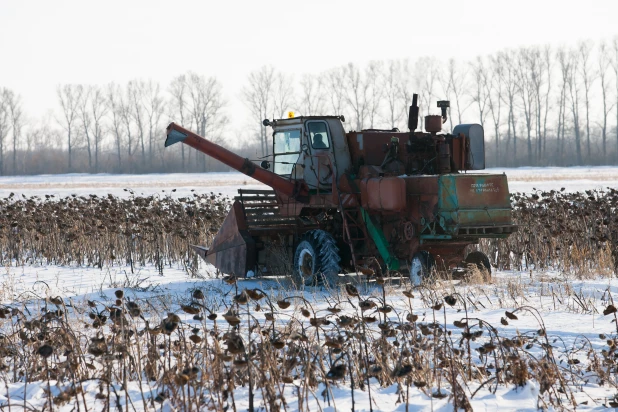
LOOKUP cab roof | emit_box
[269,115,344,127]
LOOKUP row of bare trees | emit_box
[2,37,618,175]
[52,75,228,174]
[242,39,618,167]
[0,73,229,175]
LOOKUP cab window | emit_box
[273,129,301,175]
[307,121,330,149]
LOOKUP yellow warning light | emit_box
[288,111,295,118]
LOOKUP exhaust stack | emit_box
[408,94,419,132]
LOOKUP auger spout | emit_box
[165,123,309,202]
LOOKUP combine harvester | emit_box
[165,95,517,285]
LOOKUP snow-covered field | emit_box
[0,172,263,199]
[0,165,617,199]
[0,166,617,411]
[2,263,618,411]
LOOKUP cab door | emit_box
[272,127,303,179]
[303,120,335,191]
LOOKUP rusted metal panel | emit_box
[404,176,439,223]
[360,177,407,212]
[451,138,464,171]
[404,175,439,194]
[347,131,411,167]
[325,118,352,182]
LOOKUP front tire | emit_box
[293,230,341,287]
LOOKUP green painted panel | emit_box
[437,174,514,232]
[360,207,400,271]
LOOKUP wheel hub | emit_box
[298,249,314,278]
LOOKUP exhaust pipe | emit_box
[408,94,419,132]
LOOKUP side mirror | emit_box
[301,143,309,153]
[260,160,271,170]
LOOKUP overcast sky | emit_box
[1,0,617,128]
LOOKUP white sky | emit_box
[1,0,617,130]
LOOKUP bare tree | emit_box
[107,83,125,169]
[515,48,536,164]
[143,80,165,168]
[415,57,440,128]
[0,89,12,175]
[502,50,520,164]
[438,60,454,131]
[128,80,146,165]
[539,45,553,159]
[272,72,295,119]
[527,46,551,164]
[169,75,188,170]
[344,63,370,131]
[556,47,571,165]
[79,85,107,171]
[578,40,596,161]
[57,84,83,171]
[384,60,404,129]
[298,74,325,116]
[89,86,107,172]
[445,58,468,125]
[78,86,94,170]
[323,66,347,118]
[120,84,135,165]
[470,56,489,129]
[398,60,417,130]
[7,91,23,174]
[612,36,618,161]
[486,54,504,164]
[242,66,275,156]
[24,116,61,172]
[365,61,384,128]
[566,48,583,165]
[598,41,615,162]
[186,72,227,171]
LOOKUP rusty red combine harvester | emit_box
[165,94,517,285]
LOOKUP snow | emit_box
[0,165,617,199]
[486,166,618,193]
[0,171,264,199]
[0,166,617,410]
[1,263,617,410]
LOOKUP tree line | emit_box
[1,36,618,175]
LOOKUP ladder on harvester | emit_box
[337,192,369,271]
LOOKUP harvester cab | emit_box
[165,93,517,286]
[262,115,351,191]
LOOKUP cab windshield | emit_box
[273,129,301,175]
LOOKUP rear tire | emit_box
[293,230,341,287]
[465,251,491,281]
[410,251,435,286]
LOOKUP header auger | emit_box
[165,94,517,286]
